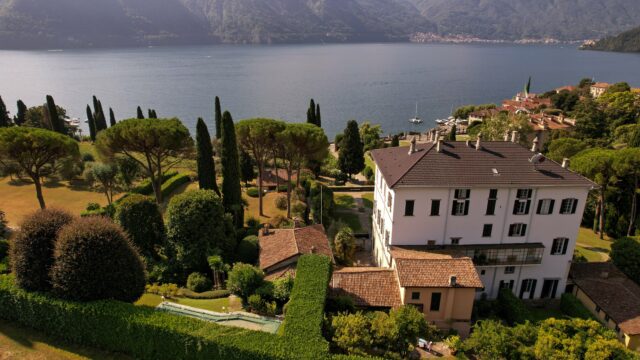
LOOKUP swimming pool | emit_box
[156,301,281,333]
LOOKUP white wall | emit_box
[371,174,590,299]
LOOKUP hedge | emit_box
[283,254,332,354]
[0,274,332,359]
[247,187,260,198]
[160,173,191,199]
[131,171,178,195]
[560,293,596,320]
[497,288,531,325]
[179,288,231,299]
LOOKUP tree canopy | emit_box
[338,120,365,178]
[0,127,79,208]
[95,118,193,204]
[195,118,219,195]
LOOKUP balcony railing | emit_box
[461,243,545,266]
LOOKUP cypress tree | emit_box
[391,135,400,147]
[214,96,222,139]
[0,96,9,127]
[15,100,27,126]
[239,149,255,186]
[109,108,116,127]
[449,125,457,141]
[196,117,220,195]
[46,95,64,134]
[148,109,158,119]
[220,111,243,227]
[136,106,144,119]
[316,103,321,127]
[307,99,316,125]
[97,100,108,132]
[86,105,97,142]
[338,120,365,178]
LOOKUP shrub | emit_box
[0,274,316,359]
[186,272,212,293]
[114,194,165,258]
[444,335,462,355]
[248,294,265,313]
[0,239,8,260]
[362,166,374,181]
[0,209,7,237]
[166,190,235,272]
[560,293,595,320]
[81,152,95,162]
[246,187,260,198]
[10,208,74,292]
[275,195,287,210]
[85,202,100,211]
[160,173,191,198]
[269,215,292,229]
[179,288,230,299]
[236,235,259,264]
[611,236,640,284]
[326,295,355,313]
[290,201,307,218]
[333,226,356,266]
[256,281,275,300]
[50,217,146,302]
[497,288,531,325]
[131,171,177,196]
[273,275,295,303]
[227,263,265,303]
[145,283,179,298]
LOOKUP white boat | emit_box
[435,118,447,124]
[409,103,423,124]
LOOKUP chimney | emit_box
[562,158,570,169]
[449,275,457,287]
[531,136,539,152]
[408,137,417,155]
[465,139,471,147]
[262,224,270,236]
[511,131,518,143]
[436,137,443,152]
[475,133,482,151]
[503,131,510,141]
[434,130,440,143]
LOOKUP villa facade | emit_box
[370,135,595,303]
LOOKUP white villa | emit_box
[370,133,596,302]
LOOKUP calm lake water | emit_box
[1,43,640,138]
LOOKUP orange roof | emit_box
[259,224,333,272]
[591,82,611,89]
[330,267,402,308]
[391,246,483,289]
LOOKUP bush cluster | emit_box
[114,194,165,257]
[236,235,259,264]
[227,263,265,303]
[186,272,212,293]
[145,283,179,298]
[275,195,287,210]
[10,208,74,291]
[179,288,230,299]
[50,217,146,302]
[246,187,260,198]
[131,171,177,195]
[497,288,531,325]
[160,173,191,199]
[560,293,595,320]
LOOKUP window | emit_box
[480,269,486,275]
[605,314,610,322]
[540,279,559,299]
[504,266,515,274]
[404,200,415,216]
[499,280,514,290]
[508,223,527,237]
[560,198,578,214]
[513,189,532,215]
[451,237,461,245]
[411,292,420,300]
[519,279,537,299]
[384,231,390,246]
[430,199,441,216]
[551,238,569,255]
[486,189,498,215]
[536,199,555,215]
[427,240,436,246]
[452,189,470,216]
[482,224,493,237]
[387,193,393,209]
[430,293,442,311]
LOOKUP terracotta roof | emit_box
[330,267,402,308]
[370,141,595,188]
[556,86,577,92]
[259,224,333,272]
[390,247,483,288]
[264,264,296,281]
[570,262,640,335]
[591,82,611,89]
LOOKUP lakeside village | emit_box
[0,78,640,359]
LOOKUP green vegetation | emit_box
[227,263,264,303]
[588,26,640,53]
[186,272,212,293]
[338,120,365,178]
[611,237,640,284]
[0,126,80,209]
[195,117,220,195]
[220,111,243,226]
[333,226,356,265]
[114,194,165,259]
[560,293,596,320]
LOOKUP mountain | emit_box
[408,0,640,41]
[0,0,435,48]
[585,26,640,52]
[2,0,640,48]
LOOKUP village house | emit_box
[568,262,640,351]
[369,135,595,306]
[258,224,333,280]
[590,82,611,98]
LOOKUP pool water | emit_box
[156,301,281,333]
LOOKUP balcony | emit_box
[459,243,545,266]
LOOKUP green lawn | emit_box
[361,193,374,209]
[0,319,129,360]
[135,293,242,313]
[575,228,612,262]
[335,194,356,210]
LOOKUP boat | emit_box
[409,103,423,124]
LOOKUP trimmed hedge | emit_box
[283,254,332,354]
[246,187,260,198]
[160,173,191,199]
[179,288,231,299]
[131,171,178,195]
[560,293,595,320]
[497,288,531,325]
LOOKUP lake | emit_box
[1,43,640,138]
